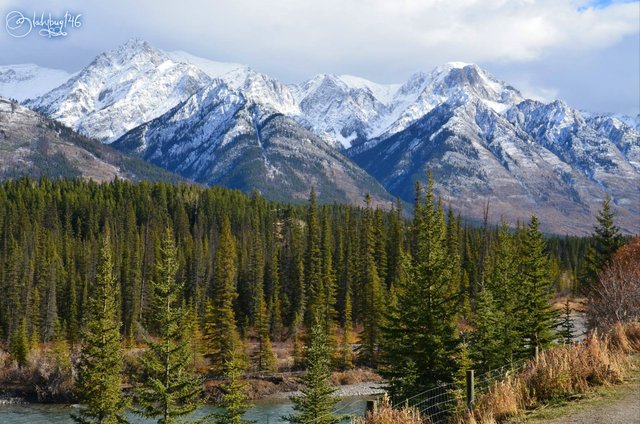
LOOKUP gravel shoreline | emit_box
[268,382,386,400]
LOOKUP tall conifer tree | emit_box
[204,217,242,374]
[135,229,202,423]
[73,234,127,424]
[285,324,339,424]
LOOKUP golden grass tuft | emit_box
[459,322,639,424]
[351,394,425,424]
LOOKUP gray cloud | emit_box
[0,0,638,115]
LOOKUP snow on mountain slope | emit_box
[112,82,392,206]
[167,50,246,80]
[293,63,523,150]
[0,64,72,102]
[290,74,390,148]
[348,66,639,234]
[376,63,524,138]
[337,75,400,104]
[25,39,212,142]
[16,40,638,233]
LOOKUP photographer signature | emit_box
[5,10,82,38]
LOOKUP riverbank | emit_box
[0,367,385,405]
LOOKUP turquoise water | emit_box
[0,396,369,423]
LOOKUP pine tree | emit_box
[268,246,284,340]
[135,229,202,424]
[204,217,242,374]
[358,194,384,366]
[469,288,503,373]
[380,176,459,398]
[212,354,253,424]
[10,318,29,368]
[583,196,624,288]
[320,207,337,342]
[559,299,575,344]
[285,324,339,424]
[304,189,323,326]
[517,216,557,357]
[72,234,128,424]
[337,285,354,370]
[253,283,277,372]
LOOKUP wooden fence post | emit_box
[466,369,475,411]
[366,399,376,414]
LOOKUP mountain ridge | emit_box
[1,40,637,234]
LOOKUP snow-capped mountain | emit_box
[111,82,392,205]
[0,64,72,102]
[25,39,212,142]
[348,64,639,234]
[16,40,639,233]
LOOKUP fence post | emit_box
[465,369,475,411]
[366,399,376,414]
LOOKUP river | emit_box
[0,396,372,423]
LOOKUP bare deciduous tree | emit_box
[588,237,640,329]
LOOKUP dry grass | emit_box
[351,394,425,424]
[330,368,383,386]
[458,322,640,424]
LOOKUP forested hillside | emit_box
[0,177,608,419]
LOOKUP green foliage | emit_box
[517,216,558,356]
[211,354,253,424]
[72,234,128,424]
[304,188,323,326]
[285,324,340,424]
[134,229,202,424]
[253,284,277,372]
[10,318,29,368]
[469,288,504,373]
[0,177,593,411]
[559,299,575,344]
[583,196,624,288]
[380,178,460,399]
[358,194,384,366]
[204,217,242,375]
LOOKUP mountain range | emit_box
[1,39,638,234]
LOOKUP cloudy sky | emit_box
[1,0,638,115]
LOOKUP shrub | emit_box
[459,323,638,423]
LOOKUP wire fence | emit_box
[388,356,533,423]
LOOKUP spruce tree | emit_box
[482,223,520,364]
[337,286,354,370]
[358,194,384,366]
[517,216,557,357]
[10,318,29,368]
[212,354,253,424]
[380,176,459,398]
[253,284,277,372]
[304,188,323,326]
[73,234,128,424]
[583,196,623,288]
[204,217,242,374]
[285,324,339,424]
[135,229,202,424]
[469,288,503,373]
[320,207,337,342]
[268,246,284,340]
[559,299,575,344]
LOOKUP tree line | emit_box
[0,176,618,423]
